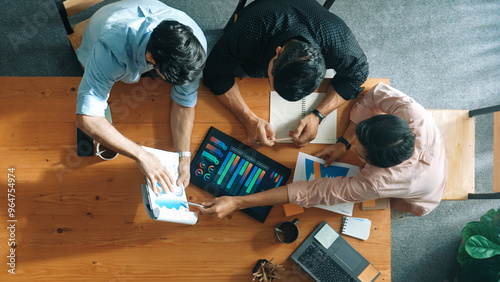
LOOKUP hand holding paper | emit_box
[314,142,347,167]
[140,146,198,225]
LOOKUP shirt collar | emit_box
[136,25,154,71]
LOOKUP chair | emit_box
[429,104,500,200]
[55,0,105,51]
[467,105,500,199]
[225,0,336,30]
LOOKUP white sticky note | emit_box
[314,223,339,249]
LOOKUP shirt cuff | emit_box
[330,76,364,100]
[171,85,198,108]
[76,94,107,117]
[202,76,235,96]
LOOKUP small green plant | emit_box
[457,208,500,281]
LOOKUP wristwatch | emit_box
[337,136,351,150]
[310,109,325,124]
[177,151,191,158]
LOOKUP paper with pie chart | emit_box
[140,146,198,225]
[293,152,360,216]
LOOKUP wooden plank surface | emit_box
[494,112,500,193]
[63,0,105,17]
[428,110,475,200]
[0,77,390,281]
[68,19,89,51]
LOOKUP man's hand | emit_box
[199,196,241,218]
[176,157,191,188]
[136,150,176,194]
[314,142,347,167]
[244,116,276,147]
[290,113,320,147]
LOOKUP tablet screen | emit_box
[190,127,291,222]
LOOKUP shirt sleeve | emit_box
[287,169,381,207]
[171,76,199,107]
[324,19,369,100]
[76,42,125,117]
[203,14,268,95]
[350,82,426,125]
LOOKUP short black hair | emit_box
[356,114,415,168]
[271,41,326,101]
[148,20,206,85]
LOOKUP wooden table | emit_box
[0,77,390,281]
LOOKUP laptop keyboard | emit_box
[297,241,356,282]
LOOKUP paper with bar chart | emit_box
[293,152,360,216]
[191,127,291,222]
[140,146,198,225]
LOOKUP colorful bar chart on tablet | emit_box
[190,127,291,222]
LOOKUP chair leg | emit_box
[468,193,500,199]
[55,0,74,35]
[323,0,336,10]
[468,104,500,117]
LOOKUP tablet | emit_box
[190,127,291,222]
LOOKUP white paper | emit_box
[293,152,360,216]
[314,223,339,249]
[141,146,198,225]
[342,217,371,240]
[270,92,337,144]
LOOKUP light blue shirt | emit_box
[76,0,207,116]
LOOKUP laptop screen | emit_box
[190,127,291,222]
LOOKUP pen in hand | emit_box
[256,137,293,144]
[272,137,293,142]
[187,202,208,208]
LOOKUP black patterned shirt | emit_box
[203,0,369,100]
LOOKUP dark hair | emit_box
[148,20,206,85]
[356,114,415,168]
[271,41,326,101]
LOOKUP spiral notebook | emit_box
[341,216,371,240]
[270,91,337,144]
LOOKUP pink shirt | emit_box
[287,82,447,216]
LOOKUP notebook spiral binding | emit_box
[301,98,307,118]
[341,216,348,232]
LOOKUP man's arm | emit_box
[200,186,289,219]
[170,101,194,188]
[315,120,357,166]
[291,85,347,146]
[76,114,175,193]
[217,83,276,146]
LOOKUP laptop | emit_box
[190,127,291,223]
[290,221,380,282]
